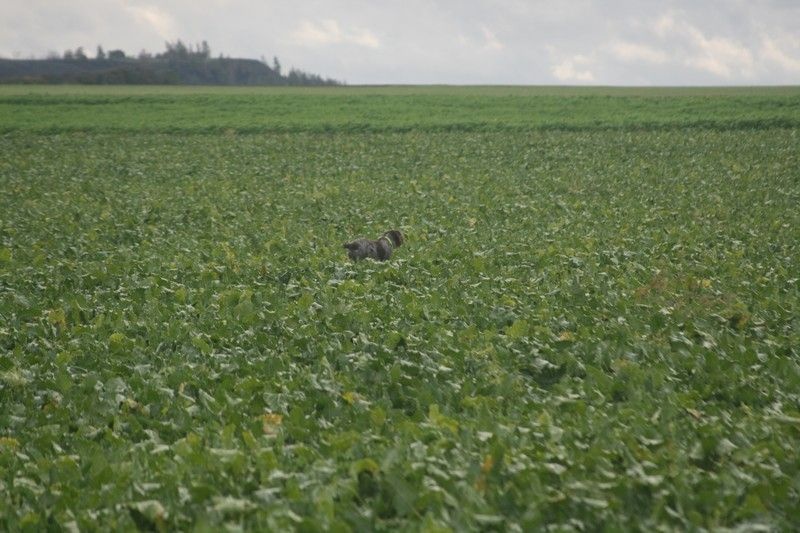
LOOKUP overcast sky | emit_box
[2,1,799,85]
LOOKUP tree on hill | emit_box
[0,40,341,86]
[160,40,213,61]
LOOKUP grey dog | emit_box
[344,230,404,261]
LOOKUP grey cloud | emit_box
[1,1,798,84]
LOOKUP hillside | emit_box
[0,41,339,86]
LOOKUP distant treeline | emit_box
[0,40,341,86]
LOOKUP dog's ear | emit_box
[385,230,404,247]
[344,242,358,250]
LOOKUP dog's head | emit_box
[383,230,404,248]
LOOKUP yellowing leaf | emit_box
[0,437,20,449]
[480,454,494,474]
[262,413,283,434]
[342,391,357,405]
[685,408,703,420]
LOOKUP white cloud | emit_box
[649,12,754,78]
[652,13,676,39]
[552,55,595,82]
[453,27,503,54]
[610,41,668,64]
[684,27,754,78]
[481,26,504,51]
[124,5,176,40]
[760,35,800,73]
[291,19,379,49]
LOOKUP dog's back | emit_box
[344,229,403,261]
[344,238,372,260]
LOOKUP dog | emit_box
[344,230,404,261]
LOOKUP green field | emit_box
[2,85,800,133]
[1,86,799,530]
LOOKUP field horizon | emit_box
[2,84,799,135]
